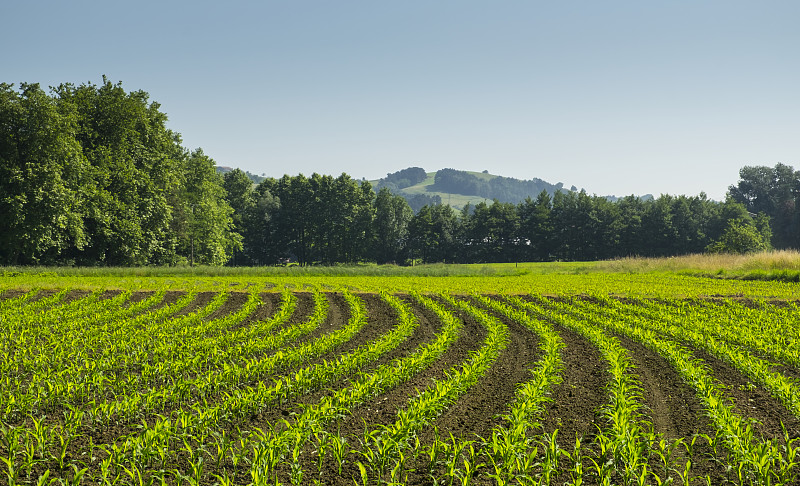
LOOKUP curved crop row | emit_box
[474,294,565,485]
[577,296,800,420]
[248,292,473,485]
[343,295,510,485]
[3,287,799,486]
[512,295,656,485]
[545,295,800,485]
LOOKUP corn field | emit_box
[1,285,800,485]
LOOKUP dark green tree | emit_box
[174,149,241,265]
[244,180,284,265]
[372,187,413,264]
[270,174,314,265]
[517,191,554,261]
[223,169,257,265]
[551,190,608,261]
[409,204,459,263]
[462,200,519,262]
[54,78,183,265]
[729,164,799,248]
[0,83,88,264]
[612,196,645,256]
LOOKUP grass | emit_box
[2,251,800,279]
[0,262,530,278]
[1,251,798,297]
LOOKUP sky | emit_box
[4,1,799,200]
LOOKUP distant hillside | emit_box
[373,167,568,211]
[216,166,265,184]
[371,167,655,211]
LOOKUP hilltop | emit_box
[371,167,655,211]
[371,167,563,211]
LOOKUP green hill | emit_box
[371,168,566,211]
[384,171,493,210]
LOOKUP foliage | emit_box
[729,163,800,249]
[403,192,442,213]
[175,149,241,265]
[706,219,771,254]
[372,187,413,264]
[0,79,239,266]
[0,83,88,265]
[374,166,428,191]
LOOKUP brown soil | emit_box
[61,289,92,304]
[0,288,33,301]
[244,293,414,429]
[289,292,352,349]
[542,325,607,445]
[124,290,154,305]
[224,291,281,332]
[173,291,216,316]
[335,295,486,435]
[204,291,250,321]
[421,301,542,439]
[261,295,488,486]
[141,290,185,312]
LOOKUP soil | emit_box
[123,290,155,306]
[245,293,433,432]
[145,290,185,312]
[204,290,251,321]
[173,291,216,316]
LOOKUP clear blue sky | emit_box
[5,1,798,199]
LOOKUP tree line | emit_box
[226,173,773,265]
[1,80,791,266]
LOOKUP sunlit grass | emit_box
[0,262,528,278]
[1,251,798,297]
[4,251,798,279]
[596,250,800,279]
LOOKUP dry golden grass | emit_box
[598,250,800,274]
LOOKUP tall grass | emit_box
[597,250,800,280]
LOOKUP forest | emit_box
[1,80,797,266]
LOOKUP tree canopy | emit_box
[729,163,799,249]
[0,79,239,266]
